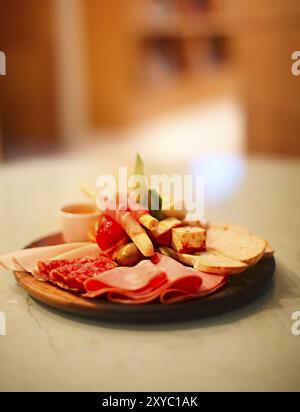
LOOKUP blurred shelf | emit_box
[130,65,239,121]
[85,0,240,126]
[134,12,234,38]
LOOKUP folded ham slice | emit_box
[0,242,90,272]
[84,253,226,304]
[84,260,167,300]
[152,254,226,304]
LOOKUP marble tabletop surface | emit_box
[0,150,299,391]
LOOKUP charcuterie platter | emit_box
[1,155,276,323]
[13,233,275,323]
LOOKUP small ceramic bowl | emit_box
[59,203,100,243]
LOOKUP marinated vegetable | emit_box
[117,242,143,266]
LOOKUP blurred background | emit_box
[0,0,299,161]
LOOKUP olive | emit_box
[117,243,143,266]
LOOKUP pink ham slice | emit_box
[106,255,204,304]
[84,253,226,304]
[152,254,226,304]
[50,243,102,260]
[0,243,90,272]
[84,260,168,300]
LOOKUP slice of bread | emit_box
[209,224,274,259]
[206,226,267,266]
[192,251,248,275]
[264,243,274,257]
[158,247,247,275]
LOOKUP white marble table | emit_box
[0,151,299,391]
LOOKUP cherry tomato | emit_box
[96,214,126,250]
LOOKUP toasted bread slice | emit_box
[206,226,267,266]
[158,247,247,275]
[264,243,274,257]
[192,251,248,275]
[209,224,274,258]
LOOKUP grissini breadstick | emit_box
[134,210,159,230]
[105,209,154,257]
[80,180,98,203]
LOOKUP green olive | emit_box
[117,243,143,266]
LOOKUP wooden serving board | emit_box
[14,233,275,323]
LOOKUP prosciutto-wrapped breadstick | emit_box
[105,209,154,257]
[138,213,159,230]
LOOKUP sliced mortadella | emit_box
[84,260,167,299]
[0,242,89,272]
[84,253,226,305]
[152,253,226,304]
[14,242,90,273]
[52,243,102,260]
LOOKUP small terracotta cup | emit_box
[59,203,100,243]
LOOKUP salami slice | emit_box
[37,256,117,291]
[36,257,97,280]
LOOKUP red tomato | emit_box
[96,214,126,250]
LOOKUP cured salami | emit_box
[38,256,117,291]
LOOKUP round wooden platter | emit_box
[14,233,275,323]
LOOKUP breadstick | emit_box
[80,180,97,203]
[105,210,154,257]
[136,212,159,230]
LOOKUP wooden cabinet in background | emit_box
[235,0,300,156]
[0,0,60,158]
[1,0,299,158]
[84,0,239,126]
